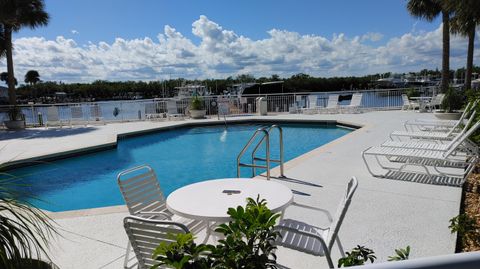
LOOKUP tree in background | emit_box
[447,0,480,90]
[24,70,40,85]
[407,0,450,93]
[0,71,17,86]
[0,0,49,105]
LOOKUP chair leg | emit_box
[324,250,335,269]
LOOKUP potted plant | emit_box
[4,106,26,130]
[434,88,465,120]
[189,96,206,119]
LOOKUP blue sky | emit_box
[18,0,440,45]
[4,0,478,82]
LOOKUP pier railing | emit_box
[0,87,437,126]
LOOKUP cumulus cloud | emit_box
[1,16,479,83]
[71,29,79,35]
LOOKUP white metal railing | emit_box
[0,87,437,126]
[359,251,480,269]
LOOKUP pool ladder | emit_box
[236,125,285,180]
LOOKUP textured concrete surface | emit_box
[0,111,462,268]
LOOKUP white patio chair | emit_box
[117,165,205,268]
[390,111,476,141]
[401,94,419,110]
[166,100,184,120]
[340,93,363,113]
[144,102,163,120]
[425,93,445,111]
[89,104,105,124]
[301,95,319,114]
[323,94,340,114]
[123,216,190,269]
[45,106,63,128]
[362,122,480,186]
[275,176,358,269]
[70,106,87,126]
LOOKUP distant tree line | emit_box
[0,66,474,104]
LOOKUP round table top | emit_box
[166,178,293,222]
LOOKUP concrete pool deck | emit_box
[0,110,462,268]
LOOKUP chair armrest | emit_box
[137,211,172,220]
[290,201,333,222]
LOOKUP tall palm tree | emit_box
[0,0,49,105]
[447,0,480,90]
[0,24,6,59]
[407,0,450,93]
[24,70,40,85]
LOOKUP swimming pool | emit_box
[5,122,352,212]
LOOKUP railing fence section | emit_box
[0,87,437,126]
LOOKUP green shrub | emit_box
[449,213,479,245]
[466,90,480,145]
[406,88,420,98]
[388,246,410,261]
[152,196,280,269]
[189,96,204,110]
[441,88,465,112]
[338,245,376,267]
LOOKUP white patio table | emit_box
[166,178,293,223]
[409,96,433,112]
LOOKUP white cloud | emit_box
[71,30,79,35]
[1,16,479,83]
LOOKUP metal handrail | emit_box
[237,128,270,180]
[251,125,285,178]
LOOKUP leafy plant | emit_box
[7,106,23,121]
[406,88,420,98]
[152,196,280,269]
[449,213,479,244]
[189,96,204,110]
[388,246,410,261]
[441,87,465,112]
[338,245,376,267]
[210,196,280,268]
[0,173,58,268]
[152,233,213,269]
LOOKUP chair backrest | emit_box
[326,176,358,250]
[448,108,477,136]
[117,165,169,217]
[308,95,317,108]
[47,106,60,122]
[401,94,410,105]
[326,94,339,108]
[70,106,84,120]
[166,100,178,114]
[144,103,157,114]
[350,93,363,107]
[90,105,102,119]
[124,216,189,269]
[444,117,480,158]
[431,93,445,106]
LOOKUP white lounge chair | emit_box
[322,94,339,114]
[166,100,184,120]
[390,111,476,141]
[340,93,362,113]
[362,122,480,186]
[45,106,63,128]
[301,95,319,114]
[124,216,190,269]
[404,100,477,131]
[117,165,205,268]
[275,176,358,269]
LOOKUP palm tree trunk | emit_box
[5,25,16,105]
[465,27,474,90]
[441,11,450,93]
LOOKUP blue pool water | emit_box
[4,123,351,212]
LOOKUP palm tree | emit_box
[407,0,450,93]
[0,0,49,105]
[447,0,480,89]
[0,175,58,268]
[0,71,17,86]
[0,24,6,59]
[25,70,40,85]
